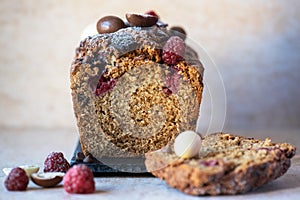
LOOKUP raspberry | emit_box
[163,67,180,95]
[162,36,186,65]
[95,75,116,96]
[145,10,159,18]
[44,152,70,173]
[63,164,95,194]
[162,86,172,96]
[4,167,29,191]
[200,160,219,167]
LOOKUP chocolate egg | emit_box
[96,16,126,34]
[170,26,186,40]
[174,130,202,158]
[125,13,158,27]
[31,172,65,188]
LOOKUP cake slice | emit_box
[70,13,204,159]
[145,132,296,195]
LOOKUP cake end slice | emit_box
[145,132,296,195]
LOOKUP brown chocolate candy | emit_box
[31,172,64,188]
[170,26,186,40]
[75,152,85,162]
[96,16,126,34]
[126,13,158,27]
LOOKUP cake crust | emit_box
[145,132,296,195]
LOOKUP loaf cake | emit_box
[145,132,296,195]
[70,12,204,159]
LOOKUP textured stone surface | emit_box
[0,0,299,131]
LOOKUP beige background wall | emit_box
[0,0,299,131]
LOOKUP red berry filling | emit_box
[200,160,219,167]
[162,36,186,65]
[95,75,116,96]
[163,67,180,96]
[162,86,172,96]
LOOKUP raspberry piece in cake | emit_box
[162,36,186,65]
[165,67,180,94]
[95,75,116,96]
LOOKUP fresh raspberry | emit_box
[4,167,29,191]
[145,10,159,18]
[63,164,95,194]
[44,152,70,173]
[162,36,186,65]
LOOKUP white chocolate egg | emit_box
[80,22,98,41]
[20,165,40,177]
[174,130,202,158]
